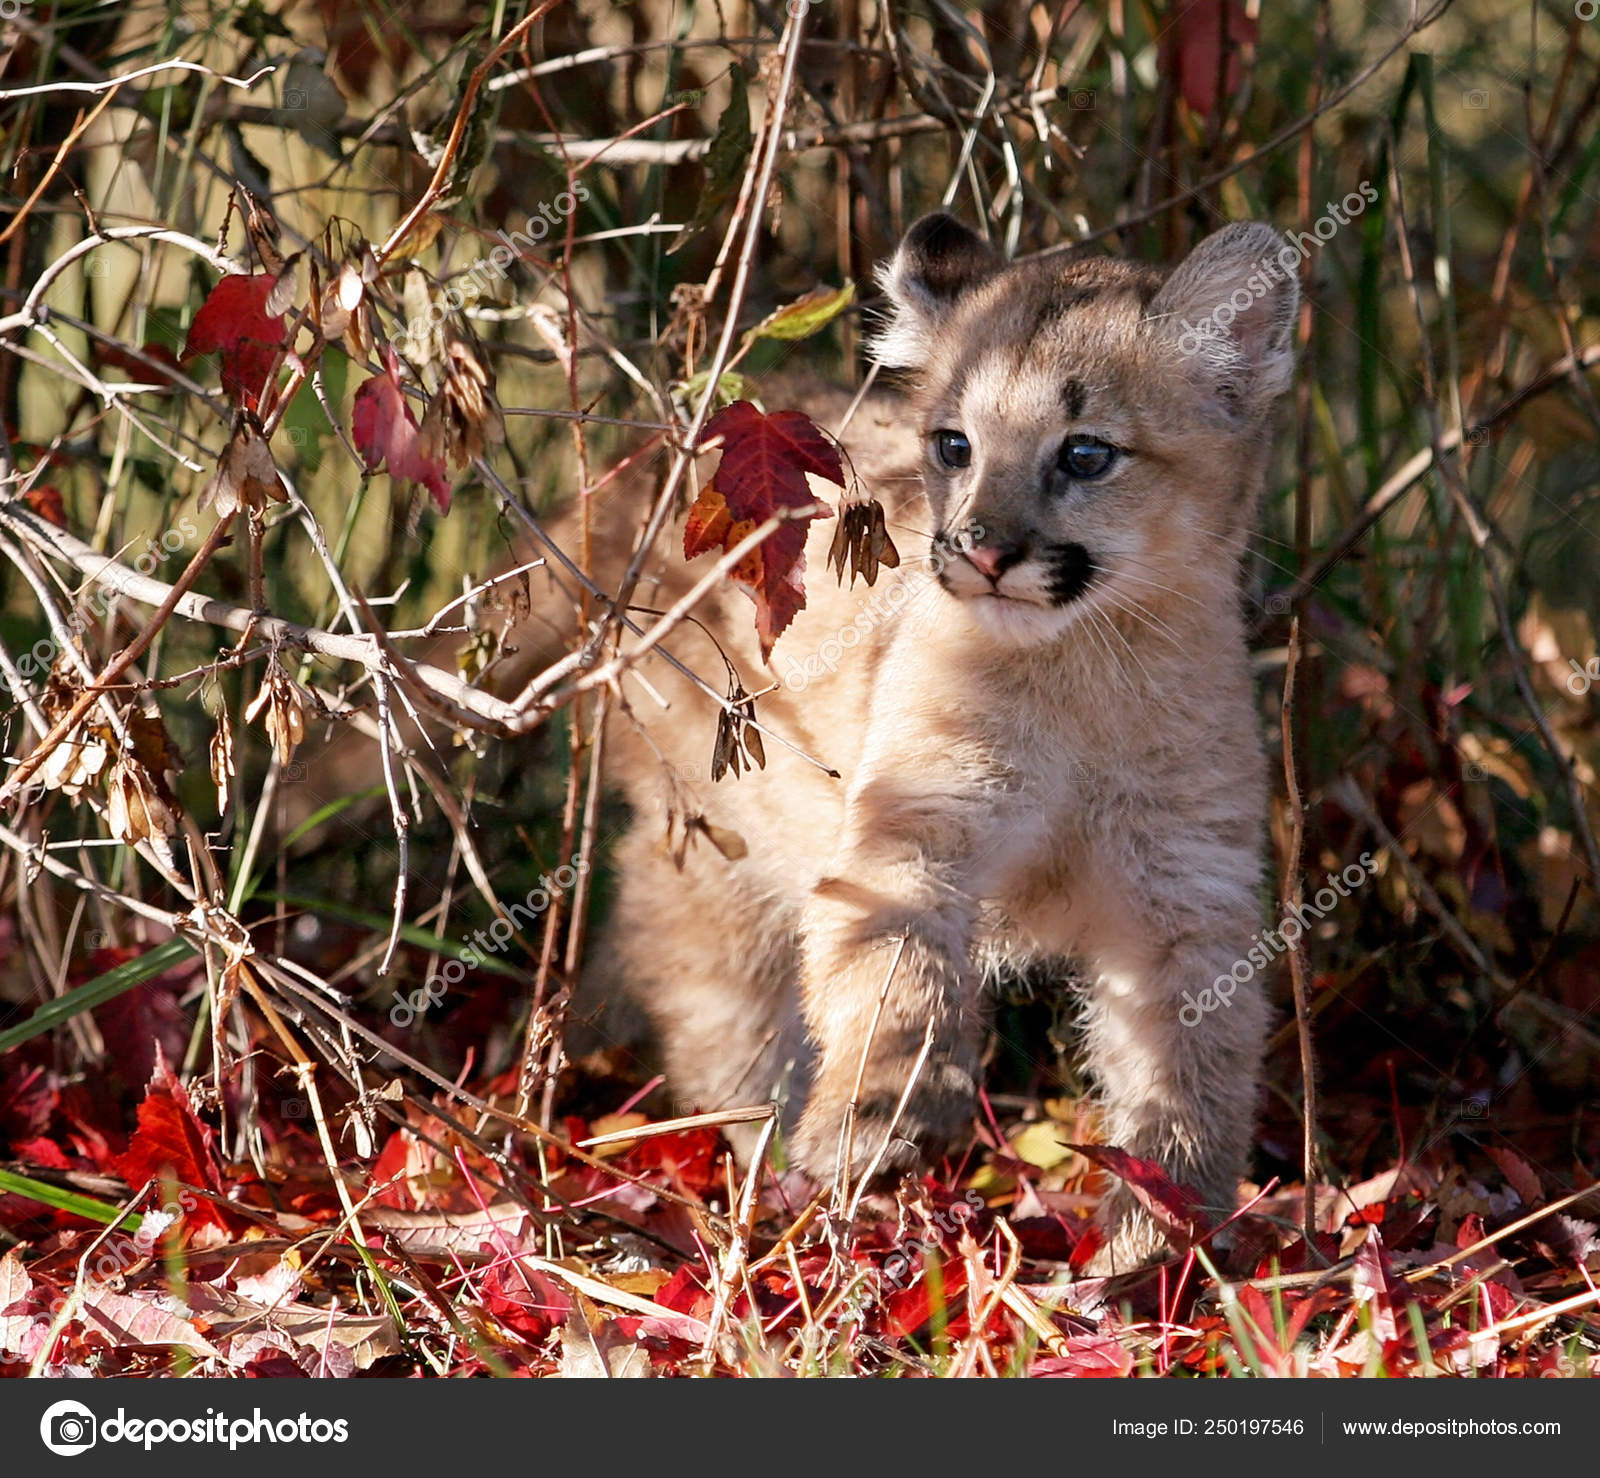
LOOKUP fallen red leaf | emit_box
[1071,1143,1211,1252]
[478,1262,572,1343]
[686,401,840,658]
[181,274,289,410]
[1030,1334,1133,1378]
[114,1045,231,1235]
[619,1127,725,1196]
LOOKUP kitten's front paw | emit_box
[791,1060,977,1186]
[1080,1200,1173,1276]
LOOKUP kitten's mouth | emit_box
[934,536,1099,609]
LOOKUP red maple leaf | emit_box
[21,484,67,530]
[1071,1142,1212,1253]
[1029,1335,1134,1378]
[619,1126,724,1195]
[114,1045,232,1236]
[684,401,840,658]
[182,274,289,410]
[351,347,452,511]
[1167,0,1258,118]
[95,341,184,389]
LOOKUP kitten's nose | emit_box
[963,542,1023,580]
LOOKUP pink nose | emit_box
[964,545,1007,579]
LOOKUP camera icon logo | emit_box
[40,1400,97,1456]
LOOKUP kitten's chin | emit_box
[962,595,1078,646]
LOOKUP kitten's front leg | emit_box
[1077,923,1271,1271]
[789,850,987,1185]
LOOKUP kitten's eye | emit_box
[933,430,971,469]
[1057,435,1118,480]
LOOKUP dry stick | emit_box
[0,819,186,933]
[0,87,118,247]
[845,1024,939,1223]
[951,1217,1022,1379]
[519,720,581,1127]
[0,226,234,335]
[27,1178,154,1378]
[546,504,828,705]
[0,58,274,101]
[1278,615,1319,1243]
[479,462,837,772]
[1405,1180,1600,1286]
[375,3,556,265]
[0,513,235,803]
[831,933,909,1217]
[235,967,369,1249]
[538,686,612,1132]
[0,505,520,728]
[701,1110,779,1372]
[578,1105,778,1148]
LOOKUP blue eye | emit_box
[1057,435,1117,480]
[933,430,971,469]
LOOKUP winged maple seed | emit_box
[314,259,365,344]
[209,705,236,815]
[107,710,185,850]
[245,658,308,766]
[200,412,285,517]
[711,681,765,782]
[828,498,900,586]
[35,724,111,797]
[105,756,181,849]
[417,335,506,470]
[684,401,842,658]
[35,666,111,797]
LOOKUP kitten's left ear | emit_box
[871,213,1003,369]
[1148,221,1300,406]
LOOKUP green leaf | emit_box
[0,937,195,1056]
[669,70,752,254]
[0,1168,144,1231]
[743,282,856,345]
[676,368,748,412]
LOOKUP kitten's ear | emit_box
[1148,221,1300,406]
[871,213,1003,369]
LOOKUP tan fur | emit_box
[552,219,1298,1270]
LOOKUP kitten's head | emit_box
[872,214,1298,647]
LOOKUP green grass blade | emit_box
[0,1168,143,1231]
[0,936,195,1056]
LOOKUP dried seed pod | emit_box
[245,658,308,766]
[201,413,284,517]
[828,498,899,587]
[106,756,181,846]
[209,705,235,814]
